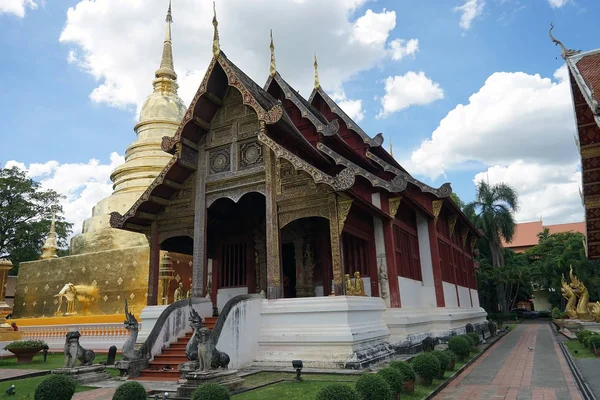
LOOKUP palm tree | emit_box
[464,181,519,313]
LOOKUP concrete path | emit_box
[435,322,583,400]
[72,387,117,400]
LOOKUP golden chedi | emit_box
[13,3,189,320]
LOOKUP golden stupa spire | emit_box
[212,1,220,58]
[269,30,276,77]
[155,0,176,81]
[389,137,394,158]
[40,207,58,260]
[313,53,320,90]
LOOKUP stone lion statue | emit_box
[196,327,230,371]
[63,331,95,368]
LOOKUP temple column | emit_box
[192,143,207,298]
[416,213,438,307]
[328,195,346,295]
[264,141,282,299]
[428,200,445,307]
[381,195,401,308]
[147,223,160,306]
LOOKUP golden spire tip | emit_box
[389,137,394,158]
[313,52,320,90]
[269,29,276,77]
[212,1,220,58]
[166,0,172,23]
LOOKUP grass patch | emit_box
[565,340,596,359]
[0,374,94,399]
[0,353,119,371]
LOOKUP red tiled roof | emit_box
[576,53,600,106]
[501,221,585,250]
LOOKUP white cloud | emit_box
[0,0,39,18]
[5,153,125,237]
[474,161,583,225]
[377,71,444,118]
[60,0,403,116]
[454,0,485,31]
[331,91,365,122]
[548,0,569,8]
[389,38,419,61]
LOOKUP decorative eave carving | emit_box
[258,131,354,191]
[461,228,469,247]
[584,197,600,209]
[337,195,353,235]
[432,200,443,225]
[317,143,406,192]
[366,151,452,198]
[311,87,383,147]
[580,145,600,159]
[388,197,402,218]
[448,215,458,237]
[470,236,477,251]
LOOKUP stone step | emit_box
[134,368,180,381]
[152,355,188,363]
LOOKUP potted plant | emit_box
[588,336,600,356]
[443,349,456,371]
[389,360,415,393]
[376,368,404,400]
[4,340,47,364]
[448,336,471,362]
[411,352,441,386]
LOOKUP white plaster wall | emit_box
[216,297,262,369]
[443,281,458,308]
[315,286,324,297]
[217,287,248,311]
[458,285,472,308]
[363,277,372,297]
[398,277,436,309]
[470,289,480,308]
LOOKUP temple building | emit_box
[550,25,600,260]
[501,220,585,253]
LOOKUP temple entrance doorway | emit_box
[280,217,332,298]
[159,235,193,305]
[207,192,265,311]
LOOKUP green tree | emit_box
[0,166,72,274]
[464,181,519,313]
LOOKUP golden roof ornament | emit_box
[212,1,220,58]
[269,30,276,78]
[313,53,320,90]
[549,23,581,60]
[389,136,394,158]
[155,0,177,80]
[40,207,58,260]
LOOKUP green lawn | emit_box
[0,352,120,371]
[564,340,596,359]
[0,375,94,399]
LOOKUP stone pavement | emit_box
[434,322,583,400]
[72,387,117,400]
[0,368,46,381]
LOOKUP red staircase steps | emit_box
[133,317,218,381]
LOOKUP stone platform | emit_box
[52,365,111,384]
[177,370,244,398]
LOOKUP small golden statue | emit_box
[174,282,185,302]
[186,284,193,299]
[344,272,366,296]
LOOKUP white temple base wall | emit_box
[384,306,487,346]
[217,287,248,312]
[137,302,213,344]
[254,296,393,369]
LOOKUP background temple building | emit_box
[12,4,486,367]
[501,220,585,253]
[550,25,600,260]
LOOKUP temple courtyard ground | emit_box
[434,321,594,400]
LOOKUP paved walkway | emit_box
[435,322,582,400]
[72,387,117,400]
[0,368,45,381]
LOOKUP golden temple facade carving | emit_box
[388,197,402,218]
[448,215,457,237]
[432,200,443,225]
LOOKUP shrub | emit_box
[4,340,47,350]
[576,330,597,344]
[112,381,147,400]
[411,352,441,381]
[448,336,471,359]
[191,383,230,400]
[355,374,390,400]
[389,360,415,382]
[584,333,599,348]
[34,374,76,400]
[466,332,481,347]
[432,350,450,372]
[443,349,456,364]
[552,307,562,320]
[376,367,404,398]
[315,384,360,400]
[587,335,600,350]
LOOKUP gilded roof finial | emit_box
[155,0,177,81]
[166,0,172,23]
[389,136,394,158]
[269,30,276,77]
[549,23,580,59]
[313,53,320,90]
[212,1,220,58]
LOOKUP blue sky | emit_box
[0,0,596,232]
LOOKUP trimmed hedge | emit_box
[411,352,441,381]
[448,336,471,359]
[576,330,597,345]
[466,332,481,347]
[191,383,230,400]
[389,360,415,382]
[112,381,147,400]
[587,335,600,350]
[443,349,456,364]
[34,374,76,400]
[432,350,450,372]
[376,367,404,397]
[315,384,360,400]
[4,340,47,350]
[355,374,391,400]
